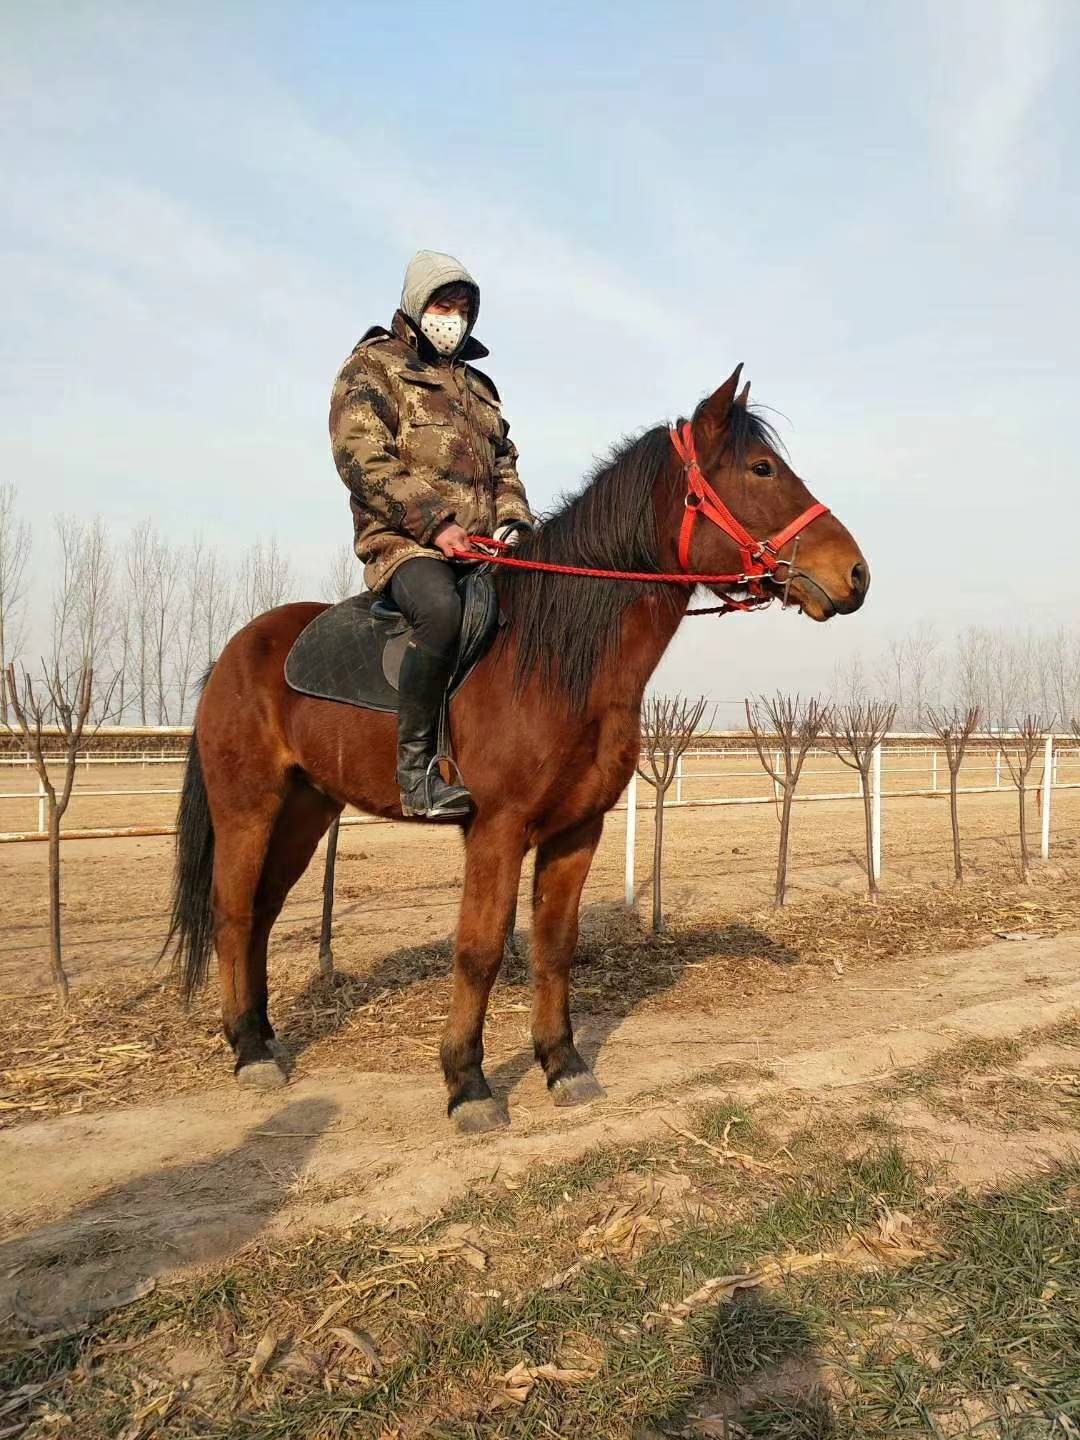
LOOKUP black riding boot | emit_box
[396,641,472,819]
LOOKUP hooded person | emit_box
[329,250,535,820]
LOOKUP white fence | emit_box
[619,737,1076,905]
[1,740,1078,884]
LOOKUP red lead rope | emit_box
[451,422,830,617]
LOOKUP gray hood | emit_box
[399,250,479,327]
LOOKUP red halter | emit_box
[670,421,829,599]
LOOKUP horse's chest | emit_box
[540,719,637,826]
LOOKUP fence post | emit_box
[773,749,781,801]
[931,750,938,793]
[624,770,637,908]
[870,741,882,883]
[995,751,1001,789]
[1041,734,1054,862]
[37,776,46,834]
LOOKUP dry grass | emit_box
[4,1077,1078,1439]
[3,865,1080,1131]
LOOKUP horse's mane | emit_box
[499,403,783,709]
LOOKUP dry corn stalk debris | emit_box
[494,1357,601,1407]
[648,1206,930,1329]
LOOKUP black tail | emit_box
[163,729,216,999]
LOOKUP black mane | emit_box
[499,403,784,709]
[498,423,680,709]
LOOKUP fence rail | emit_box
[2,740,1076,881]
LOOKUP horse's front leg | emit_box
[531,815,605,1107]
[441,814,526,1133]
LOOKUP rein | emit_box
[453,422,830,618]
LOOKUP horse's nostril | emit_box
[850,562,869,596]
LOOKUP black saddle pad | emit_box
[284,568,500,713]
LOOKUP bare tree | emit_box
[123,520,156,724]
[637,694,710,932]
[172,540,202,723]
[318,816,342,978]
[0,483,31,724]
[1037,628,1080,724]
[4,659,118,1007]
[149,537,180,723]
[831,652,868,709]
[877,623,938,728]
[925,705,981,885]
[238,538,295,621]
[953,626,991,718]
[828,700,896,900]
[325,543,359,603]
[196,544,237,671]
[746,694,829,907]
[991,715,1049,882]
[50,517,118,722]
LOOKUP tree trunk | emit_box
[861,775,878,900]
[949,768,963,884]
[775,786,793,907]
[319,816,340,977]
[504,898,519,961]
[1018,778,1030,882]
[652,784,666,933]
[47,807,70,1008]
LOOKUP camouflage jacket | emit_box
[329,311,533,592]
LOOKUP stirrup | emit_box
[400,755,472,820]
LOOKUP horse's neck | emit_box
[590,591,690,712]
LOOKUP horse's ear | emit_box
[696,364,744,440]
[736,380,750,407]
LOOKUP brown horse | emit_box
[165,365,868,1133]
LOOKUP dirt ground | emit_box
[3,757,1080,1001]
[2,932,1078,1334]
[2,762,1079,1373]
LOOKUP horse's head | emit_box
[668,365,868,620]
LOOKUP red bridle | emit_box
[670,421,829,601]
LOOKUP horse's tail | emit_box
[163,722,216,999]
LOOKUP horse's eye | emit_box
[751,461,773,478]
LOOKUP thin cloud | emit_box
[922,0,1062,216]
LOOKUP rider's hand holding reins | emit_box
[433,521,472,559]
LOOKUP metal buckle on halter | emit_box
[683,491,702,510]
[778,535,802,609]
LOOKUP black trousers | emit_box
[388,557,462,661]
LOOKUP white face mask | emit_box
[420,309,467,356]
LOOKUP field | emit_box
[2,757,1080,1437]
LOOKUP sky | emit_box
[2,0,1078,721]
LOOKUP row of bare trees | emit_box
[835,622,1080,732]
[0,484,360,726]
[635,692,1065,931]
[1,483,359,1010]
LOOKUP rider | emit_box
[329,250,534,819]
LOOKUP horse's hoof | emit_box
[237,1059,288,1090]
[550,1071,605,1108]
[452,1097,510,1135]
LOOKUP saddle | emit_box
[284,568,500,713]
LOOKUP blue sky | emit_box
[2,0,1078,712]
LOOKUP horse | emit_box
[164,365,869,1133]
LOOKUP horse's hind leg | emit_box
[249,779,341,1065]
[531,816,605,1107]
[209,786,291,1085]
[441,814,526,1133]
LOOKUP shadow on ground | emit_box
[638,1291,838,1438]
[274,898,802,1105]
[0,1097,338,1332]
